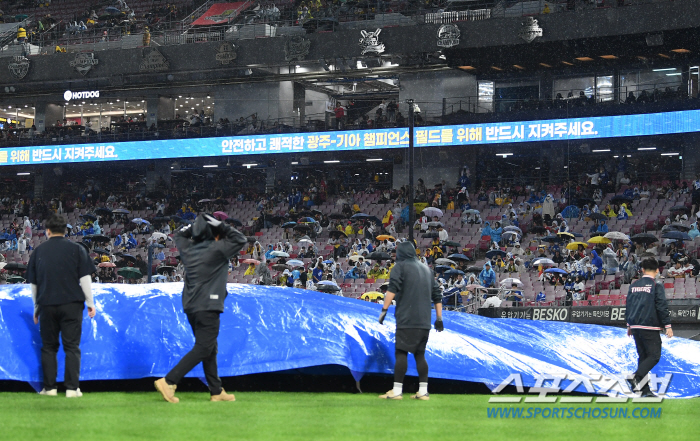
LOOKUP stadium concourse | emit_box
[1,177,698,310]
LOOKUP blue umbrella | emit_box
[132,218,151,225]
[435,265,451,273]
[661,231,692,241]
[351,213,369,219]
[485,249,506,259]
[323,260,334,264]
[286,260,304,267]
[447,253,470,261]
[298,217,316,224]
[541,235,562,243]
[281,222,297,228]
[544,268,568,274]
[105,6,121,14]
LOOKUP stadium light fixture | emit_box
[666,73,682,76]
[491,66,503,71]
[496,153,513,157]
[672,49,691,53]
[638,147,656,151]
[324,160,340,163]
[658,53,671,59]
[366,158,382,162]
[661,152,680,156]
[203,164,218,168]
[513,65,525,70]
[575,57,594,62]
[652,68,676,72]
[539,63,552,68]
[600,55,617,60]
[592,149,610,152]
[561,61,574,66]
[17,172,30,176]
[242,163,257,168]
[458,66,475,71]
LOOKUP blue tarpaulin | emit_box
[0,284,699,398]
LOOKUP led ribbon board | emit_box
[1,109,698,166]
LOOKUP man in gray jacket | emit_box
[155,214,246,403]
[378,241,443,400]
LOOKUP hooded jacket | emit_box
[175,215,247,314]
[590,250,603,274]
[387,241,442,330]
[481,221,494,239]
[478,262,496,287]
[542,195,555,218]
[602,247,619,272]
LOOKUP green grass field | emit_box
[0,391,697,441]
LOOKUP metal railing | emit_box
[0,0,684,52]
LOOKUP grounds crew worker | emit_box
[626,258,672,397]
[27,213,97,398]
[155,213,246,403]
[378,241,443,400]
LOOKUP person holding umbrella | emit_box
[27,214,98,397]
[154,214,247,404]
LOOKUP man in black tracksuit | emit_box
[378,241,443,400]
[155,214,246,403]
[626,258,672,397]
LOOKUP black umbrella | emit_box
[443,241,461,248]
[311,209,323,215]
[120,254,137,263]
[294,224,311,231]
[272,264,289,271]
[368,252,391,261]
[281,222,297,228]
[485,250,507,259]
[351,213,370,219]
[610,195,633,204]
[670,205,689,213]
[530,226,547,235]
[447,253,470,261]
[95,207,112,215]
[84,234,110,243]
[329,230,347,239]
[157,265,176,275]
[466,266,481,273]
[80,213,97,222]
[422,232,439,238]
[329,213,346,219]
[631,233,658,245]
[589,213,608,221]
[4,262,27,271]
[93,247,110,255]
[671,223,690,232]
[316,283,341,293]
[224,218,243,227]
[575,197,595,207]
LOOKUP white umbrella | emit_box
[604,232,629,241]
[297,238,314,247]
[503,226,522,233]
[435,258,456,266]
[271,251,289,258]
[422,207,443,218]
[533,258,555,266]
[463,209,479,215]
[348,254,362,262]
[502,231,520,239]
[286,259,305,267]
[500,278,523,287]
[151,232,168,241]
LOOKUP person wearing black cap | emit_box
[27,213,97,398]
[154,213,246,403]
[378,241,443,400]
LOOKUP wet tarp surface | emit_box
[0,284,698,397]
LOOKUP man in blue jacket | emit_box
[626,258,672,397]
[478,262,496,288]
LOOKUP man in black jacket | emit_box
[378,241,443,400]
[155,214,246,403]
[626,258,672,397]
[27,214,97,398]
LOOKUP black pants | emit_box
[632,329,662,386]
[165,311,222,395]
[39,302,84,390]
